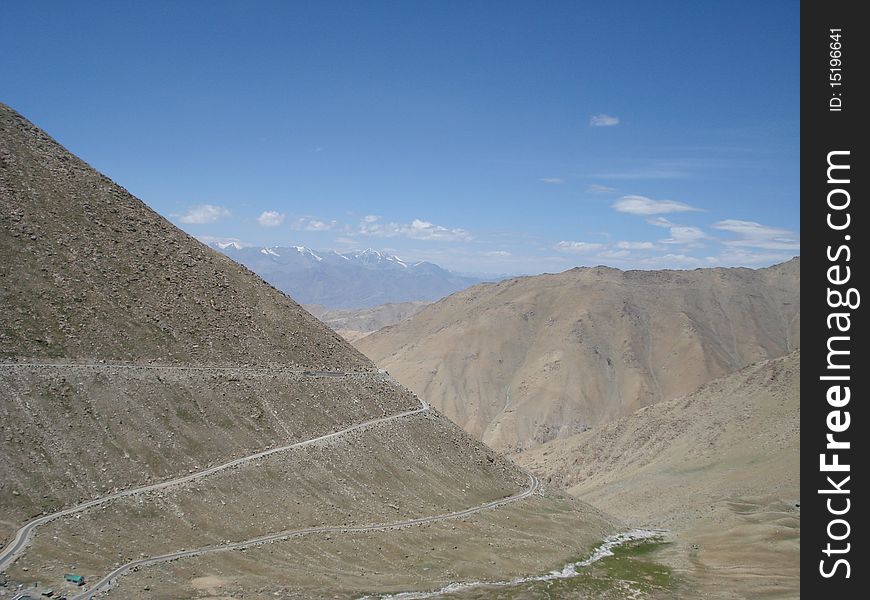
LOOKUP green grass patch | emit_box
[406,537,680,599]
[597,546,675,591]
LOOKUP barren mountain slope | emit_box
[0,104,616,599]
[305,300,429,341]
[0,104,364,369]
[520,351,800,599]
[356,260,799,452]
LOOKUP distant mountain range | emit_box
[210,243,483,308]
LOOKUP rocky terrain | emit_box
[305,300,429,342]
[0,365,418,542]
[519,351,800,599]
[215,243,481,309]
[0,103,621,599]
[0,109,365,370]
[356,259,799,453]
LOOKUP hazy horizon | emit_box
[1,1,799,275]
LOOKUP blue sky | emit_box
[1,1,799,275]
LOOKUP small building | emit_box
[63,574,84,586]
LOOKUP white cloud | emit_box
[712,219,800,250]
[540,177,565,184]
[307,219,336,231]
[612,195,700,215]
[256,210,285,227]
[196,235,251,249]
[616,241,656,250]
[597,249,631,260]
[485,250,512,257]
[292,217,337,231]
[647,217,676,228]
[712,248,796,266]
[586,184,617,194]
[555,241,606,253]
[177,204,231,224]
[661,225,710,246]
[359,216,472,242]
[590,114,620,127]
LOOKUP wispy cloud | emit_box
[616,241,656,250]
[597,249,631,260]
[485,250,512,257]
[712,248,796,266]
[660,225,710,246]
[359,216,472,242]
[712,219,800,250]
[613,195,701,215]
[647,217,675,228]
[555,241,606,253]
[586,184,617,194]
[588,156,746,182]
[177,204,231,224]
[540,177,565,184]
[293,217,337,231]
[256,210,285,227]
[590,113,620,127]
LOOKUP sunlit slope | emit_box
[0,103,364,368]
[357,260,799,452]
[0,103,616,598]
[520,351,800,599]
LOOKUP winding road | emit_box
[1,361,542,599]
[0,365,419,572]
[72,474,541,600]
[0,361,372,376]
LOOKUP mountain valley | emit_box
[0,103,624,600]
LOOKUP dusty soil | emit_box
[8,412,529,582]
[518,352,800,600]
[0,104,622,599]
[305,301,430,342]
[0,103,368,371]
[356,260,799,453]
[0,367,417,543]
[101,492,615,599]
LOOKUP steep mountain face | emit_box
[0,104,614,599]
[519,351,800,599]
[356,260,800,452]
[0,110,363,369]
[213,244,481,309]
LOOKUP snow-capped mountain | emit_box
[209,244,484,308]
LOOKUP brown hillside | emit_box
[519,351,800,599]
[0,104,616,599]
[0,103,365,369]
[305,300,430,341]
[356,260,799,452]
